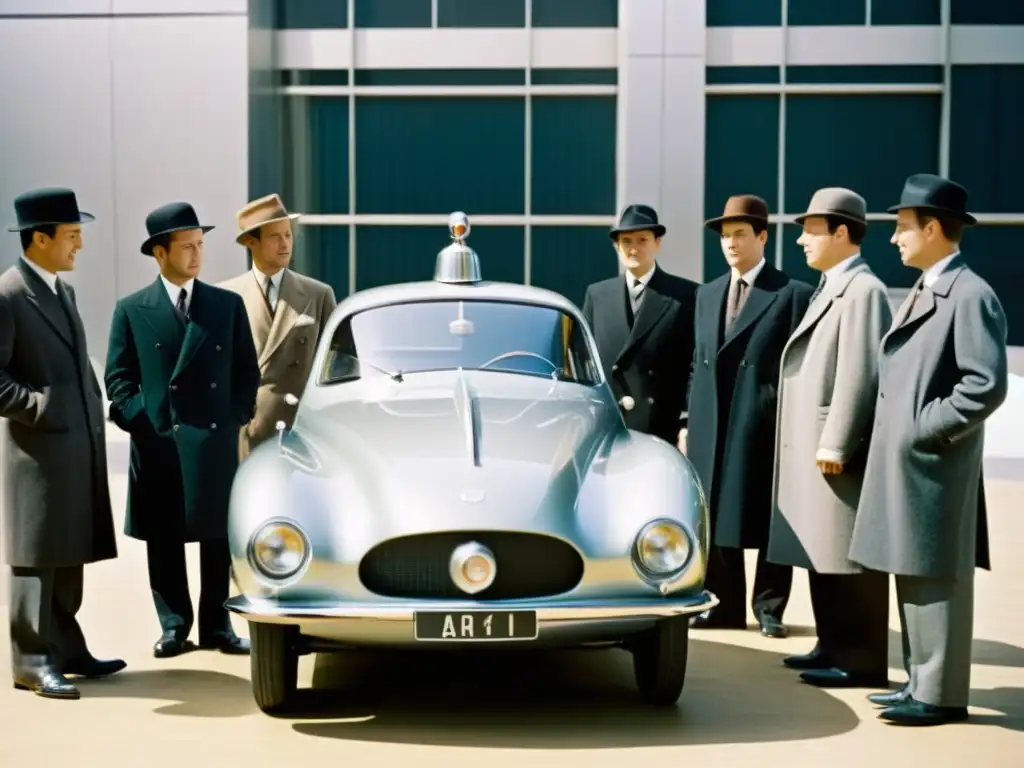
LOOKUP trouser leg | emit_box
[49,565,89,666]
[197,538,232,641]
[810,569,890,675]
[9,567,55,672]
[145,539,193,636]
[751,548,793,621]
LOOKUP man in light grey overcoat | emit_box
[849,173,1008,727]
[767,189,892,690]
[0,188,124,700]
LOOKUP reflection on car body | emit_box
[226,211,717,713]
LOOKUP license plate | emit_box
[413,610,538,642]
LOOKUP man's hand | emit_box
[677,427,687,454]
[817,459,843,475]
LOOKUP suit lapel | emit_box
[721,266,778,350]
[172,281,210,380]
[885,257,966,345]
[239,271,273,356]
[17,261,74,349]
[260,270,310,368]
[616,268,672,362]
[138,278,186,347]
[701,274,729,352]
[789,259,868,344]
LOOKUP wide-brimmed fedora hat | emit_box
[887,173,977,225]
[8,187,95,232]
[235,193,302,245]
[141,202,215,256]
[705,194,770,232]
[794,187,867,226]
[609,204,666,239]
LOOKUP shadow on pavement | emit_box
[285,639,861,748]
[75,669,256,718]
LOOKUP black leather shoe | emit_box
[690,611,746,630]
[757,615,788,639]
[800,667,889,688]
[199,633,250,655]
[868,685,909,707]
[783,646,833,670]
[154,631,195,658]
[63,656,127,678]
[879,697,968,726]
[13,665,80,700]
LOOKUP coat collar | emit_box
[789,257,870,343]
[259,270,311,369]
[885,255,967,343]
[16,259,75,349]
[138,276,211,379]
[614,265,673,362]
[710,261,785,350]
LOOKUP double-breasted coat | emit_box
[218,268,336,460]
[582,266,698,445]
[0,260,116,568]
[767,258,892,574]
[104,278,260,542]
[849,256,1005,579]
[686,262,814,549]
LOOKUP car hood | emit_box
[291,371,617,539]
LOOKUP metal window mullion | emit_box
[347,0,357,295]
[865,0,872,25]
[939,0,952,176]
[775,0,788,271]
[431,0,438,28]
[524,0,533,286]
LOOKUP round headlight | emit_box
[250,520,309,580]
[635,520,691,576]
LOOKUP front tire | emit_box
[250,622,299,713]
[631,616,690,706]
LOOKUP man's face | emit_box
[244,218,293,274]
[155,229,204,282]
[719,221,765,272]
[891,209,933,268]
[35,224,82,272]
[614,230,660,273]
[796,216,839,271]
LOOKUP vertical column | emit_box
[618,0,707,282]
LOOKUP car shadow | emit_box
[75,669,257,718]
[286,639,862,748]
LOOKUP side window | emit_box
[566,316,601,385]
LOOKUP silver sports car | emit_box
[226,213,718,713]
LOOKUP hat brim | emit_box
[793,209,866,226]
[886,203,978,226]
[609,223,666,240]
[7,211,96,232]
[704,213,768,232]
[235,212,302,244]
[141,224,216,256]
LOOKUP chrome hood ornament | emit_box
[434,211,482,284]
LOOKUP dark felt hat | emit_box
[705,194,770,232]
[609,204,666,239]
[141,202,215,256]
[794,187,868,226]
[887,173,977,225]
[8,187,94,232]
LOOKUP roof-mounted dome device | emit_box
[434,211,482,284]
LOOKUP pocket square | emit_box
[293,313,316,327]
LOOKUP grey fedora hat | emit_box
[794,187,867,226]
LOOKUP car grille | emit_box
[358,531,585,600]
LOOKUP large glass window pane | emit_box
[784,94,941,215]
[872,0,940,24]
[291,225,351,299]
[705,95,780,280]
[355,226,525,290]
[706,0,781,26]
[276,0,349,28]
[354,97,526,215]
[959,226,1024,346]
[950,65,1024,214]
[354,0,431,27]
[531,0,617,27]
[438,0,525,27]
[951,1,1024,24]
[531,96,616,216]
[285,96,350,215]
[787,0,865,26]
[530,226,618,308]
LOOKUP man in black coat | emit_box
[685,194,814,638]
[1,188,123,699]
[582,204,698,445]
[104,202,260,658]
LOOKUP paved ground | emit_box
[1,360,1022,765]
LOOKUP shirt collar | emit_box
[923,251,960,288]
[732,256,766,285]
[824,251,861,280]
[253,264,285,291]
[625,264,655,289]
[161,274,195,307]
[20,255,58,293]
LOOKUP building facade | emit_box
[254,0,1024,342]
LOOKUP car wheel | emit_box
[631,615,690,706]
[250,622,299,713]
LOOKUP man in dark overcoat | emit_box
[104,202,260,658]
[685,195,814,638]
[767,188,892,688]
[1,188,123,699]
[849,174,1007,726]
[581,204,698,445]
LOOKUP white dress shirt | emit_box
[20,255,58,293]
[253,265,284,312]
[625,264,655,313]
[732,256,766,287]
[161,275,195,314]
[923,250,960,288]
[824,250,861,281]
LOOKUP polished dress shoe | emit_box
[63,655,127,678]
[690,610,746,630]
[154,631,195,658]
[13,665,80,700]
[868,685,909,707]
[757,614,788,639]
[783,646,833,670]
[879,696,968,726]
[199,632,250,655]
[800,667,888,688]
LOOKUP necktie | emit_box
[176,287,188,319]
[632,280,645,311]
[264,275,276,314]
[809,273,827,304]
[725,277,748,331]
[897,279,924,325]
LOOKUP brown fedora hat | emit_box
[235,193,302,244]
[794,187,867,226]
[705,194,770,232]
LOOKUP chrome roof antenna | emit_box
[434,211,482,284]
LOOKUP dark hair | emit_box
[149,233,174,255]
[912,209,966,244]
[19,224,58,252]
[824,215,866,246]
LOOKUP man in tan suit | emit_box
[766,188,892,689]
[219,194,337,459]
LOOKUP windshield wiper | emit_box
[338,353,404,382]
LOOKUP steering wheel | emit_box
[478,350,560,372]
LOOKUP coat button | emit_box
[647,396,654,404]
[740,360,747,367]
[703,359,709,367]
[216,344,222,351]
[170,384,177,391]
[155,342,162,349]
[210,382,217,389]
[173,424,180,432]
[211,422,217,429]
[299,337,306,344]
[611,364,618,372]
[647,369,654,376]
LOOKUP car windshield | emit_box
[320,299,602,385]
